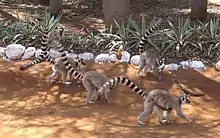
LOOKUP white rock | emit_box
[5,44,25,60]
[94,53,110,63]
[165,63,180,71]
[109,53,117,62]
[49,49,60,58]
[49,49,68,59]
[0,47,5,57]
[121,51,130,63]
[215,61,220,71]
[180,60,190,69]
[130,55,140,66]
[21,47,36,60]
[35,49,43,58]
[180,60,206,70]
[78,52,94,61]
[189,60,206,70]
[66,53,78,59]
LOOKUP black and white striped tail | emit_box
[138,18,162,55]
[19,27,50,71]
[56,43,84,80]
[99,77,147,98]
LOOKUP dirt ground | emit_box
[0,1,220,137]
[0,59,219,138]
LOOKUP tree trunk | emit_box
[38,0,49,6]
[50,0,63,17]
[102,0,130,26]
[190,0,208,21]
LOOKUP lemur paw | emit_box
[85,100,95,104]
[157,76,162,81]
[160,120,172,124]
[137,117,145,125]
[48,79,56,84]
[138,74,142,78]
[159,120,167,124]
[187,118,193,123]
[63,81,72,85]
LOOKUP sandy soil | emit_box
[0,59,219,138]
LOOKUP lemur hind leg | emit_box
[137,101,154,125]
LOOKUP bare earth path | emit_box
[0,59,220,138]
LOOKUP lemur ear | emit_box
[156,59,159,65]
[162,58,165,61]
[187,94,192,99]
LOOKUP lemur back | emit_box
[82,71,110,103]
[137,18,165,80]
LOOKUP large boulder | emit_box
[35,49,43,58]
[109,53,117,63]
[180,60,206,70]
[66,53,78,59]
[49,49,60,59]
[94,53,110,64]
[189,60,206,70]
[5,44,25,60]
[130,55,140,66]
[121,51,130,63]
[165,63,180,71]
[78,52,94,61]
[21,47,36,60]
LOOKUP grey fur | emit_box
[137,89,194,125]
[98,77,205,125]
[137,18,165,80]
[48,57,86,85]
[137,51,165,80]
[82,71,110,103]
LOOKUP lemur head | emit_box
[180,93,191,104]
[174,79,205,104]
[76,58,86,66]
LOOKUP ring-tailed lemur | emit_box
[51,51,205,125]
[19,26,64,71]
[48,40,85,84]
[47,50,86,84]
[137,18,165,80]
[97,77,205,125]
[19,25,86,84]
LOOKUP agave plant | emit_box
[68,32,86,50]
[98,25,118,49]
[193,18,220,57]
[10,12,39,45]
[1,23,19,46]
[35,9,63,33]
[127,16,161,52]
[2,9,62,46]
[84,28,106,48]
[100,17,135,52]
[163,17,194,57]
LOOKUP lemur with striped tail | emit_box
[96,76,205,125]
[19,25,87,85]
[19,27,64,71]
[137,17,165,80]
[47,43,86,84]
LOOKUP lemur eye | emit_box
[181,97,185,101]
